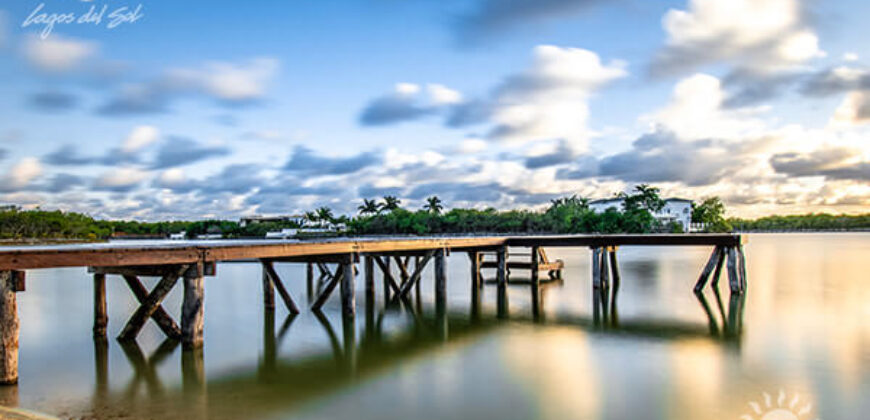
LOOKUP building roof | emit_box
[663,198,693,203]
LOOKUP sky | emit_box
[1,0,870,220]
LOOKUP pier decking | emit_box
[0,234,746,385]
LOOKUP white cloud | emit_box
[644,73,768,140]
[121,125,160,154]
[830,91,870,127]
[156,168,187,188]
[22,34,99,73]
[487,45,627,150]
[427,84,463,105]
[198,57,279,102]
[395,83,421,96]
[2,158,43,189]
[95,167,148,190]
[458,138,487,154]
[843,52,859,62]
[655,0,822,75]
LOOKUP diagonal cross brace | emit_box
[118,264,190,341]
[261,260,300,314]
[389,250,435,305]
[122,275,182,339]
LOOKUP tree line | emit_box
[3,185,866,241]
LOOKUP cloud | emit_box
[93,167,148,192]
[99,58,279,116]
[151,137,230,169]
[28,90,78,111]
[121,125,160,154]
[358,83,462,126]
[523,140,576,169]
[596,130,741,186]
[651,0,822,77]
[283,146,381,175]
[22,34,99,73]
[830,91,870,126]
[800,66,870,97]
[43,144,98,166]
[0,158,43,192]
[40,173,85,193]
[454,0,603,42]
[644,73,767,140]
[770,148,870,180]
[477,45,626,150]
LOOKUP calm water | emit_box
[3,233,870,420]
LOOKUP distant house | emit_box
[589,197,694,229]
[239,214,306,227]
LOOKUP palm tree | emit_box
[315,207,334,225]
[303,211,317,226]
[380,196,401,212]
[357,198,379,215]
[423,196,443,214]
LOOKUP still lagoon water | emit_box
[3,233,869,419]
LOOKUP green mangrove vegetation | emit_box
[0,184,866,242]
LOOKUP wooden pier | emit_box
[0,234,745,385]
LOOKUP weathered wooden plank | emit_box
[89,262,216,277]
[0,271,19,385]
[121,275,182,339]
[118,265,188,341]
[508,234,744,247]
[181,263,205,349]
[0,247,202,271]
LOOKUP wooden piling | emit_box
[182,263,205,349]
[364,256,374,302]
[262,265,275,310]
[694,246,722,293]
[340,254,355,320]
[469,251,481,320]
[0,271,19,385]
[726,247,740,294]
[496,247,507,318]
[591,247,601,288]
[93,273,108,338]
[530,246,540,287]
[306,262,314,303]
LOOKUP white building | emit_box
[588,197,693,229]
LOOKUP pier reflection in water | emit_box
[73,252,745,420]
[10,234,870,420]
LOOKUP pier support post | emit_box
[182,263,205,350]
[306,262,314,303]
[496,247,508,318]
[262,266,275,311]
[469,251,481,320]
[435,249,448,338]
[726,247,741,295]
[93,273,108,338]
[364,256,375,305]
[0,271,21,385]
[340,254,356,320]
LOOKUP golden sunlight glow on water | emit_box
[2,233,869,419]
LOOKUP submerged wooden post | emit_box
[262,265,275,311]
[340,254,356,319]
[93,273,108,338]
[726,247,741,294]
[382,257,391,304]
[182,263,205,349]
[435,249,448,338]
[0,271,21,385]
[496,246,508,318]
[591,247,601,288]
[306,262,314,303]
[694,246,722,293]
[469,251,481,321]
[530,246,540,287]
[364,256,375,304]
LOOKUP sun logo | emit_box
[740,390,818,420]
